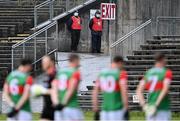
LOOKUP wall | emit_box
[110,0,180,56]
[56,0,180,55]
[57,10,109,53]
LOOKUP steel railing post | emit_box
[34,37,37,70]
[11,48,14,70]
[45,30,48,54]
[56,21,58,50]
[49,0,54,21]
[34,7,37,28]
[23,43,25,58]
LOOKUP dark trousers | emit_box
[91,33,102,53]
[71,30,81,51]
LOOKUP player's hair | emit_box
[43,55,55,63]
[113,55,124,63]
[20,58,32,66]
[154,53,165,62]
[69,54,80,62]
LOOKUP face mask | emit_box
[96,14,101,18]
[74,12,79,16]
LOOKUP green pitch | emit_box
[0,111,179,120]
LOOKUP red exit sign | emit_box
[101,3,116,20]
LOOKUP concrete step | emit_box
[124,65,180,71]
[141,44,180,49]
[126,59,180,65]
[0,18,32,23]
[127,55,180,60]
[147,39,180,44]
[128,75,180,81]
[127,71,180,75]
[134,49,180,55]
[0,16,33,19]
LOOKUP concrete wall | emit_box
[57,10,109,53]
[56,0,180,55]
[110,0,180,57]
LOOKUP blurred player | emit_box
[136,53,172,121]
[51,54,84,121]
[92,56,128,120]
[3,59,33,121]
[39,56,56,121]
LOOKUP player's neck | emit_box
[155,63,164,68]
[18,66,26,73]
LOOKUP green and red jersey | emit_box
[143,67,172,111]
[6,70,33,112]
[96,68,127,111]
[54,67,81,108]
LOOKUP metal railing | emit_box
[11,20,58,70]
[156,16,180,36]
[32,0,94,30]
[34,0,54,27]
[110,19,152,58]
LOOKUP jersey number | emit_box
[9,79,19,95]
[99,76,116,92]
[148,76,158,92]
[58,74,68,90]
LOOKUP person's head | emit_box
[112,55,124,69]
[68,54,80,68]
[95,10,101,18]
[42,55,55,72]
[154,53,166,67]
[74,11,79,17]
[18,59,32,73]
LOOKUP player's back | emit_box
[98,68,124,111]
[144,67,172,110]
[6,70,31,112]
[56,67,80,108]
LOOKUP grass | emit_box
[0,111,179,121]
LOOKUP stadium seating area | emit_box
[0,0,179,113]
[79,36,180,111]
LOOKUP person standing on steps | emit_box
[67,11,82,52]
[89,10,103,53]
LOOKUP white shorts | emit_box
[54,107,84,121]
[146,111,171,121]
[100,109,125,121]
[7,110,32,121]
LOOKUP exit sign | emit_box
[101,3,116,20]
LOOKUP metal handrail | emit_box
[32,0,96,30]
[34,0,54,27]
[32,48,57,64]
[156,16,180,36]
[12,21,57,49]
[110,19,152,49]
[35,0,54,9]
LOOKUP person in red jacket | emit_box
[89,10,103,53]
[67,11,82,52]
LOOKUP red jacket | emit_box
[71,16,82,30]
[92,17,102,32]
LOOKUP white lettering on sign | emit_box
[101,3,116,20]
[133,95,140,103]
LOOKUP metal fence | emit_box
[34,0,65,28]
[11,20,58,71]
[156,16,180,36]
[110,19,152,58]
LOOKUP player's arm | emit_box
[119,71,128,109]
[61,71,80,105]
[136,78,146,107]
[3,83,15,107]
[15,76,33,110]
[51,79,59,105]
[155,70,172,107]
[92,80,100,112]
